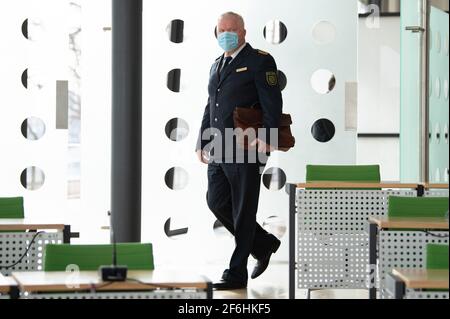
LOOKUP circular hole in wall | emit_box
[311,69,336,94]
[278,70,287,91]
[435,123,441,144]
[20,167,45,191]
[262,167,287,191]
[164,218,189,239]
[21,117,46,141]
[165,167,189,190]
[167,69,181,93]
[262,216,287,239]
[165,118,189,142]
[21,19,28,39]
[435,77,441,99]
[21,69,28,89]
[22,18,45,41]
[167,19,184,43]
[263,20,288,45]
[311,119,336,143]
[312,20,336,45]
[22,68,46,91]
[444,34,449,56]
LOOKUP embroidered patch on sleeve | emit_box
[266,71,278,86]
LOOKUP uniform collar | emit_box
[215,43,251,65]
[225,42,247,61]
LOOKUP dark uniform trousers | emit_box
[197,43,283,285]
[207,162,277,284]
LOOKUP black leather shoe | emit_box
[251,239,281,279]
[213,280,247,290]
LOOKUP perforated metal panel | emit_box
[404,289,449,299]
[0,231,63,276]
[296,189,416,289]
[378,230,449,299]
[424,189,449,197]
[21,290,208,299]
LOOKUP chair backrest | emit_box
[427,244,449,270]
[44,243,154,271]
[306,165,381,182]
[306,165,381,190]
[388,196,449,218]
[0,197,24,219]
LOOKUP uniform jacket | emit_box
[197,43,283,162]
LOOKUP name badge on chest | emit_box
[236,67,248,73]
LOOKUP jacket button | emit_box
[216,103,219,107]
[214,118,218,122]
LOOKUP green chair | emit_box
[306,165,381,183]
[0,197,24,219]
[306,165,381,190]
[427,244,449,270]
[44,243,155,271]
[388,197,449,218]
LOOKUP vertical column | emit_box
[111,0,143,243]
[419,0,430,183]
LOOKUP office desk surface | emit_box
[368,217,449,230]
[12,270,210,293]
[392,269,449,290]
[424,183,450,190]
[0,219,65,231]
[0,274,16,293]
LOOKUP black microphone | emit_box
[99,211,128,282]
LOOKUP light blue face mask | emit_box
[217,32,239,52]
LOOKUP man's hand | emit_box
[196,150,209,164]
[250,139,276,153]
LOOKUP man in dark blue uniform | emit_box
[196,12,282,290]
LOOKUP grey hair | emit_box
[219,12,245,29]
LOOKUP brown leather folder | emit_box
[233,104,295,152]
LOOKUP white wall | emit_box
[357,16,401,181]
[77,0,112,243]
[0,0,69,222]
[0,0,112,242]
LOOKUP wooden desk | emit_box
[392,269,449,290]
[368,216,449,230]
[387,269,449,299]
[12,270,212,299]
[368,217,449,299]
[0,219,65,231]
[424,183,449,190]
[0,273,17,299]
[0,274,15,294]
